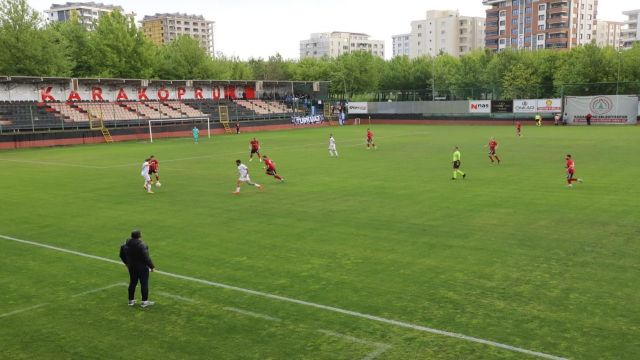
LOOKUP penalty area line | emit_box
[0,233,566,360]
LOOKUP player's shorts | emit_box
[566,171,575,179]
[251,148,259,154]
[148,170,158,175]
[266,168,276,176]
[488,149,496,156]
[367,138,373,144]
[239,175,251,182]
[453,160,461,169]
[329,145,336,151]
[142,174,151,182]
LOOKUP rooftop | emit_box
[49,2,122,10]
[143,13,212,21]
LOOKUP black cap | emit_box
[131,230,141,239]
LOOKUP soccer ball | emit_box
[155,182,162,188]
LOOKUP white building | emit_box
[621,9,640,48]
[300,32,385,59]
[392,34,411,57]
[575,0,598,44]
[46,2,135,30]
[595,20,622,49]
[396,10,484,59]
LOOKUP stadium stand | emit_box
[0,99,297,132]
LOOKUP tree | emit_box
[501,63,541,99]
[155,36,212,79]
[0,0,71,76]
[50,12,93,77]
[331,51,384,98]
[89,10,155,78]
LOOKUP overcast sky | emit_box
[29,0,633,60]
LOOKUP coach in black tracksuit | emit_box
[119,230,155,306]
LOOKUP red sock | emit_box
[275,175,282,180]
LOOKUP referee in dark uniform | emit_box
[119,230,156,308]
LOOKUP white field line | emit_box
[157,291,198,303]
[1,283,123,319]
[0,234,567,360]
[223,307,281,322]
[71,283,127,298]
[318,329,391,360]
[0,130,430,170]
[0,158,105,169]
[0,303,49,319]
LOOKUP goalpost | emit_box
[148,117,211,143]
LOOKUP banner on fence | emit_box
[347,102,368,114]
[565,95,638,125]
[536,98,562,113]
[469,100,491,113]
[491,100,513,113]
[513,99,537,113]
[292,115,324,125]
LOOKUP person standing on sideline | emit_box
[535,113,542,127]
[328,134,338,157]
[554,113,560,126]
[192,126,200,143]
[585,113,592,126]
[233,160,263,195]
[141,158,153,194]
[515,121,522,137]
[452,146,466,180]
[235,121,240,134]
[119,230,155,308]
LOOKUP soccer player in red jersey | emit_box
[366,128,376,149]
[148,155,161,186]
[565,154,583,188]
[515,121,522,137]
[249,138,262,162]
[262,155,284,182]
[487,138,501,164]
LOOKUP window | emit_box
[512,0,519,6]
[537,34,545,40]
[512,19,518,25]
[525,17,532,24]
[538,15,545,21]
[538,25,545,30]
[513,9,519,16]
[499,11,506,17]
[512,29,518,35]
[539,4,546,11]
[587,34,591,40]
[499,20,506,26]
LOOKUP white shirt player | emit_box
[141,161,151,181]
[328,136,336,150]
[237,163,250,182]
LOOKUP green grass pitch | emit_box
[0,124,638,359]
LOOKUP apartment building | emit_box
[300,32,385,59]
[483,0,598,51]
[595,20,622,48]
[621,9,640,48]
[142,13,215,57]
[393,10,484,59]
[46,2,134,30]
[392,34,411,57]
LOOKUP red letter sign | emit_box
[92,87,104,101]
[213,87,221,100]
[67,91,81,102]
[138,87,149,101]
[177,87,186,100]
[40,87,55,102]
[116,88,129,101]
[157,88,170,101]
[195,87,203,99]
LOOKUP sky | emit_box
[29,0,633,60]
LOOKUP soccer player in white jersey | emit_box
[328,134,338,157]
[233,160,263,195]
[141,158,153,194]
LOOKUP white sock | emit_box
[254,184,261,187]
[235,187,240,192]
